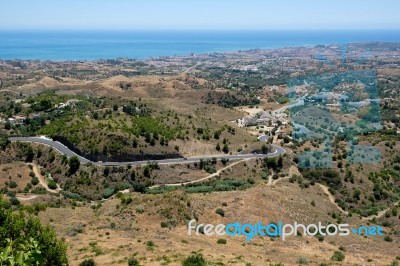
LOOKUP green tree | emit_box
[216,143,221,151]
[4,121,11,130]
[222,144,229,154]
[47,180,57,190]
[25,146,35,162]
[261,144,269,154]
[68,156,80,175]
[213,131,221,139]
[0,237,43,266]
[278,156,283,168]
[0,132,10,150]
[0,199,68,265]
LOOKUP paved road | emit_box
[9,136,286,166]
[10,136,92,164]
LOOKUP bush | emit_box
[128,257,140,266]
[68,156,80,174]
[9,197,20,206]
[215,208,225,217]
[48,180,57,189]
[160,221,168,228]
[79,258,96,266]
[120,195,133,205]
[384,235,393,242]
[31,187,47,194]
[102,187,116,199]
[8,180,17,189]
[216,238,226,244]
[31,176,39,186]
[182,254,207,266]
[0,199,68,265]
[135,206,145,214]
[331,250,345,261]
[62,191,83,201]
[0,132,10,150]
[222,144,229,154]
[297,256,309,265]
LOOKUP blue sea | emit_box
[0,30,399,61]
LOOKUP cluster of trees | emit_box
[0,131,10,150]
[204,91,260,108]
[184,178,254,193]
[122,104,146,116]
[127,116,181,143]
[31,99,53,112]
[302,169,341,189]
[0,199,68,265]
[264,156,283,171]
[198,159,217,174]
[215,142,229,153]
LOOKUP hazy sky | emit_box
[2,0,400,30]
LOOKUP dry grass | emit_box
[35,176,399,266]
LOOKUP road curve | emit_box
[9,136,286,166]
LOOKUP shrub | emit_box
[135,206,145,214]
[8,180,17,189]
[47,180,57,189]
[79,258,96,266]
[128,257,140,266]
[160,221,168,228]
[215,208,225,217]
[331,250,345,261]
[68,224,85,236]
[0,132,10,150]
[297,256,309,265]
[31,176,39,186]
[384,235,393,242]
[120,196,133,205]
[62,191,83,201]
[216,239,226,244]
[68,156,80,175]
[31,187,47,194]
[222,144,229,153]
[182,254,207,266]
[102,187,116,199]
[9,197,20,206]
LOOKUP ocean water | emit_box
[0,30,399,61]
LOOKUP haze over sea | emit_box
[0,30,399,61]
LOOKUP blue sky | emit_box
[2,0,400,30]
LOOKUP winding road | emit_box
[9,136,286,166]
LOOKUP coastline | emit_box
[0,29,399,61]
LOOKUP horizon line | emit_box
[1,28,400,31]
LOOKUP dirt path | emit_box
[28,163,62,193]
[318,183,400,220]
[149,159,249,189]
[318,183,349,215]
[16,194,39,201]
[362,201,400,221]
[266,165,298,186]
